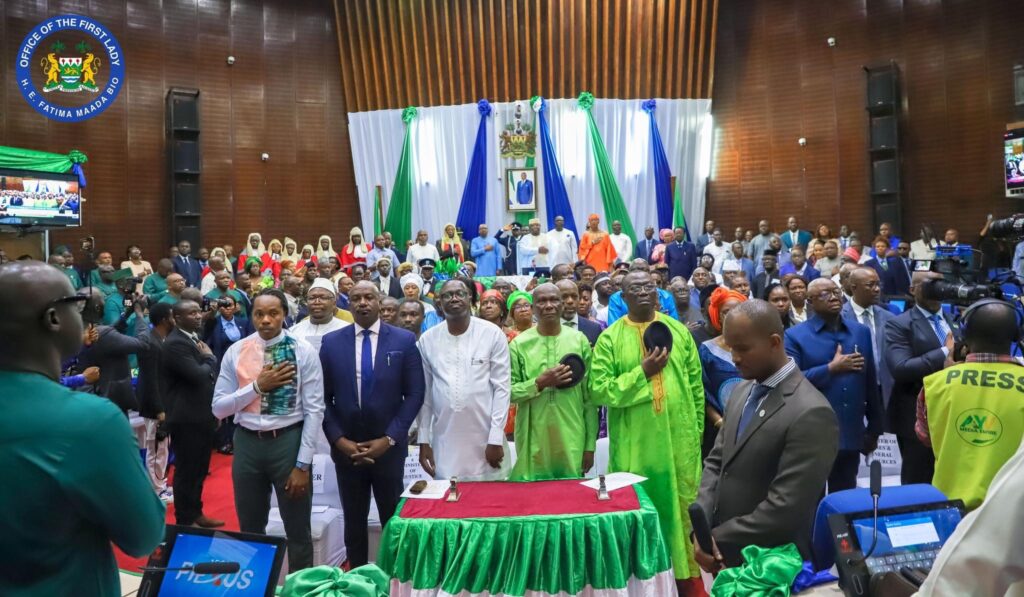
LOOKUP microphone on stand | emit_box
[140,561,241,574]
[850,460,884,564]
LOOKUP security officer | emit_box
[915,299,1024,510]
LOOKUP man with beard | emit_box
[589,271,705,595]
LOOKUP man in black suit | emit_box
[371,256,402,299]
[752,250,782,301]
[884,271,959,485]
[321,281,425,566]
[173,239,203,288]
[635,226,660,262]
[163,299,223,528]
[695,300,838,570]
[78,287,151,413]
[555,279,602,346]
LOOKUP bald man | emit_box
[157,273,186,305]
[785,278,882,492]
[696,300,837,570]
[0,261,165,595]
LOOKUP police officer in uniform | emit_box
[915,299,1024,510]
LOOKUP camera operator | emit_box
[203,295,253,456]
[78,287,152,414]
[884,271,960,484]
[914,300,1024,510]
[102,272,144,328]
[136,302,176,502]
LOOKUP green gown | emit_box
[589,312,705,580]
[509,327,598,481]
[142,272,168,303]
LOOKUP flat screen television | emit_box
[0,167,82,227]
[1004,128,1024,197]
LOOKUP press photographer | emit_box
[78,286,152,414]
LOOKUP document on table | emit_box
[401,480,451,500]
[580,472,647,492]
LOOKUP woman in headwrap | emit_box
[400,274,434,310]
[649,228,674,265]
[295,244,317,271]
[435,223,465,265]
[315,235,337,263]
[697,285,748,457]
[479,288,517,343]
[340,227,371,273]
[507,289,534,333]
[237,232,268,274]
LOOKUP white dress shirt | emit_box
[416,318,511,481]
[609,233,633,264]
[406,243,441,271]
[211,329,325,464]
[517,232,549,272]
[790,304,808,324]
[353,319,381,407]
[850,301,879,368]
[291,316,349,352]
[703,242,731,272]
[546,228,578,268]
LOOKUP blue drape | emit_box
[644,99,673,231]
[455,100,492,242]
[536,97,578,237]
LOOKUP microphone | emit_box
[688,503,715,554]
[850,460,884,564]
[140,561,241,574]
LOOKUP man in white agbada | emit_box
[290,278,350,351]
[516,218,550,274]
[546,215,579,269]
[417,279,511,481]
[405,230,441,273]
[609,220,633,265]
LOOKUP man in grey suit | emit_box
[883,271,959,485]
[841,267,895,407]
[695,300,839,570]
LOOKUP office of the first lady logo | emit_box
[16,15,124,123]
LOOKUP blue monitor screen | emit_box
[158,531,279,596]
[888,299,906,313]
[852,507,962,558]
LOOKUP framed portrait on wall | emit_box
[506,167,538,212]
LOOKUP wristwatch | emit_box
[385,435,396,447]
[295,461,311,472]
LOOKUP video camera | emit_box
[919,244,1000,305]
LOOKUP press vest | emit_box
[924,361,1024,509]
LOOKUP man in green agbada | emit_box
[509,283,598,481]
[590,270,706,594]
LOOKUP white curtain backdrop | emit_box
[348,98,712,244]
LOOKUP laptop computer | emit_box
[828,500,965,596]
[137,525,286,597]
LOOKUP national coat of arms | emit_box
[41,40,101,93]
[499,101,537,160]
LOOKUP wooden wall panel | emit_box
[0,0,357,260]
[709,0,1024,243]
[331,0,720,112]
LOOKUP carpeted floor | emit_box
[115,452,239,573]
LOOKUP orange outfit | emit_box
[578,229,617,272]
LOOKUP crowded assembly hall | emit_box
[1,2,1023,597]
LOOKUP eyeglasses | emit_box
[815,288,843,301]
[45,294,88,315]
[307,294,334,303]
[513,302,533,311]
[626,284,657,294]
[439,290,469,301]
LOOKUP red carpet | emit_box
[115,452,239,573]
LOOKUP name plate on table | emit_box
[400,479,641,519]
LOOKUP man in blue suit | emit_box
[664,226,699,282]
[779,247,820,281]
[320,281,425,567]
[173,239,202,288]
[780,216,812,251]
[635,226,660,262]
[515,171,534,205]
[785,278,884,492]
[841,267,895,410]
[883,271,959,485]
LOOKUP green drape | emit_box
[672,182,690,239]
[373,186,384,238]
[383,107,417,246]
[577,92,636,242]
[0,146,87,173]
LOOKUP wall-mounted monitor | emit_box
[0,168,81,228]
[1005,128,1024,197]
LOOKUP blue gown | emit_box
[698,339,742,414]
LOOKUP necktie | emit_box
[361,329,374,405]
[929,314,946,344]
[860,309,879,368]
[184,256,189,265]
[736,383,771,440]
